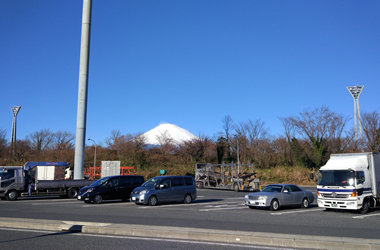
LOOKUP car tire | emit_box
[270,199,279,211]
[184,194,192,204]
[148,196,158,206]
[6,190,18,201]
[301,198,309,208]
[248,206,256,209]
[359,199,370,214]
[94,194,103,204]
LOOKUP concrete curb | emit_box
[0,217,379,249]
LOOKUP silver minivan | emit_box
[130,176,197,206]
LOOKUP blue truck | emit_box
[0,161,94,200]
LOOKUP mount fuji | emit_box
[142,123,198,146]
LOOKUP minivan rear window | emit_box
[172,177,184,186]
[133,176,144,185]
[184,177,193,186]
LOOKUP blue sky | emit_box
[1,0,379,146]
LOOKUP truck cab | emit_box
[317,153,380,213]
[0,166,25,200]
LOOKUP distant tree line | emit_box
[1,106,379,172]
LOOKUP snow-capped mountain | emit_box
[142,123,198,146]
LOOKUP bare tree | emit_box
[54,131,75,150]
[361,111,380,151]
[279,106,349,167]
[222,115,234,141]
[0,128,8,159]
[105,129,122,147]
[27,129,55,151]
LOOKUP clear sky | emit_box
[1,1,379,146]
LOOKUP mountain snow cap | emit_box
[143,123,198,146]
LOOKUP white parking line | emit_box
[138,201,240,209]
[82,202,136,208]
[32,201,81,205]
[200,206,247,211]
[352,212,380,219]
[270,208,324,215]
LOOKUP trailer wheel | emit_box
[6,190,18,201]
[67,188,78,199]
[234,183,239,192]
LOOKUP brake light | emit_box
[351,190,357,197]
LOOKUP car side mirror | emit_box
[283,189,289,193]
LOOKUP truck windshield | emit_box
[318,170,355,186]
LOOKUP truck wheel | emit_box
[6,190,18,201]
[359,199,370,214]
[67,188,78,199]
[270,199,279,211]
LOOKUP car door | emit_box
[118,176,132,200]
[104,177,120,200]
[156,178,173,202]
[289,185,304,205]
[171,177,185,201]
[281,185,293,206]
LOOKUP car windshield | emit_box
[318,170,355,186]
[90,177,111,187]
[141,177,161,187]
[261,185,283,192]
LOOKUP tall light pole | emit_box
[88,138,96,179]
[74,0,92,179]
[233,134,240,174]
[10,106,21,159]
[347,85,364,150]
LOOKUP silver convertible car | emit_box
[244,184,314,211]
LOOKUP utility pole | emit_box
[10,106,21,160]
[347,85,364,151]
[74,0,92,180]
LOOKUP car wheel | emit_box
[359,199,370,214]
[67,188,78,199]
[6,190,18,201]
[148,196,158,206]
[301,198,309,208]
[248,206,256,209]
[270,199,279,211]
[184,194,192,204]
[94,194,103,204]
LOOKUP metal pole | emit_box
[88,138,96,179]
[10,106,21,160]
[74,0,92,180]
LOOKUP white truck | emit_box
[317,152,380,213]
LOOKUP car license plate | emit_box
[332,204,337,207]
[132,197,136,201]
[77,196,81,200]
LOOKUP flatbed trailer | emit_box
[195,162,260,192]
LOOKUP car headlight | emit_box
[140,190,149,195]
[87,188,94,193]
[258,196,267,200]
[244,195,249,199]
